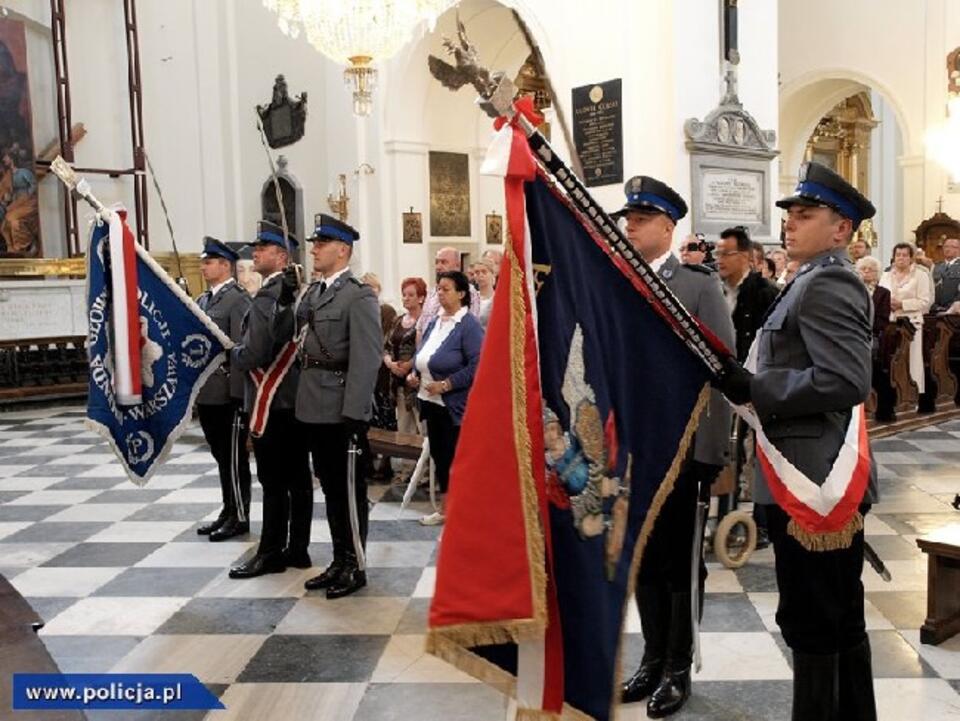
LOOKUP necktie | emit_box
[319,281,327,295]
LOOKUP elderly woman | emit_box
[407,270,484,526]
[384,277,427,434]
[880,243,932,393]
[856,256,891,350]
[473,258,496,330]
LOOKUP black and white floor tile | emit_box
[1,405,958,720]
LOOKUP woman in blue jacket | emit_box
[407,270,484,526]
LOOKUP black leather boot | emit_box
[197,510,228,536]
[229,552,286,579]
[792,650,839,721]
[304,558,345,590]
[647,592,693,718]
[838,637,877,721]
[208,518,250,542]
[325,555,366,599]
[622,584,669,703]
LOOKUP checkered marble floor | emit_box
[1,404,959,721]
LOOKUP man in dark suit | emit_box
[280,213,382,599]
[195,237,253,541]
[614,176,735,718]
[228,221,313,579]
[932,236,960,311]
[718,161,879,721]
[715,226,780,546]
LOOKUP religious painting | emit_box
[0,19,40,258]
[429,151,470,237]
[485,211,502,245]
[402,207,422,244]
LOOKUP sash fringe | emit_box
[787,512,863,551]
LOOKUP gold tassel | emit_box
[787,512,863,552]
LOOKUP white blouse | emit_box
[879,265,932,320]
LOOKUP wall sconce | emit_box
[327,173,349,222]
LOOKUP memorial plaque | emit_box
[429,151,471,237]
[572,79,623,187]
[0,280,86,341]
[700,168,764,224]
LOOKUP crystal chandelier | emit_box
[263,0,458,116]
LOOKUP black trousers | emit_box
[765,502,869,654]
[420,401,460,495]
[252,408,313,557]
[638,460,719,591]
[198,403,251,521]
[304,422,368,564]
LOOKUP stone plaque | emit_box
[429,151,470,237]
[700,168,764,224]
[0,279,86,341]
[572,79,623,187]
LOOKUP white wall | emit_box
[779,0,960,239]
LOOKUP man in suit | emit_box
[280,213,382,599]
[932,236,960,311]
[718,161,879,721]
[614,176,736,718]
[228,221,313,579]
[715,226,780,547]
[195,237,252,542]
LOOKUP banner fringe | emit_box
[507,237,548,628]
[426,631,518,697]
[788,511,863,551]
[610,384,711,721]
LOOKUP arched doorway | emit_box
[780,74,910,264]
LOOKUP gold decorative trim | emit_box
[0,257,86,278]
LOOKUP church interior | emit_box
[0,1,959,720]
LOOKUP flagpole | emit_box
[482,83,729,379]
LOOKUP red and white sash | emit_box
[733,340,871,550]
[247,340,298,439]
[107,211,143,406]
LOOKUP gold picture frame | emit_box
[485,211,503,245]
[402,207,422,244]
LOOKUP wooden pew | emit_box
[919,315,959,413]
[871,318,917,423]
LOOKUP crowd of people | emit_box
[186,160,959,719]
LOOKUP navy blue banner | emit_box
[13,673,224,710]
[526,176,709,720]
[86,219,228,484]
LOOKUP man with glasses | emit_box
[714,226,779,548]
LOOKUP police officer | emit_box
[717,161,878,721]
[280,213,381,599]
[195,237,253,541]
[932,236,960,311]
[228,221,313,579]
[614,176,735,718]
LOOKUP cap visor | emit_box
[775,195,822,210]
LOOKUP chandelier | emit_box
[263,0,458,116]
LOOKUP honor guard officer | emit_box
[278,213,381,599]
[195,237,253,541]
[614,176,735,719]
[717,161,879,721]
[228,221,313,579]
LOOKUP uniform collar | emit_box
[650,250,675,275]
[320,267,350,287]
[209,277,235,296]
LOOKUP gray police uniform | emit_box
[932,259,960,310]
[232,272,312,561]
[197,278,252,526]
[293,268,381,585]
[752,250,878,508]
